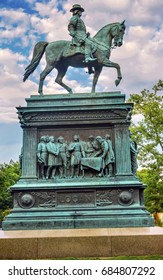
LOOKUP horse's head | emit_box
[111,20,126,47]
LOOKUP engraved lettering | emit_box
[56,192,95,207]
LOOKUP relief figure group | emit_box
[37,134,115,179]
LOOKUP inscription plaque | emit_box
[56,191,95,208]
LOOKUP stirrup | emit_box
[85,57,96,63]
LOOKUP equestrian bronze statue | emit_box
[23,4,125,95]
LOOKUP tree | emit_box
[0,160,20,225]
[128,80,163,213]
[137,168,163,213]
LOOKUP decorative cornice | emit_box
[18,108,130,125]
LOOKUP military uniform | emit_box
[105,136,115,177]
[95,136,109,177]
[37,141,48,165]
[57,140,69,178]
[68,14,87,46]
[69,141,85,166]
[68,4,96,63]
[47,141,58,166]
[68,136,85,177]
[37,136,48,179]
[46,137,59,179]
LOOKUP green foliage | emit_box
[137,169,163,213]
[128,80,163,213]
[0,209,11,223]
[128,79,163,168]
[0,160,20,224]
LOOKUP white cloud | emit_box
[0,8,29,23]
[128,0,163,26]
[0,8,30,46]
[30,7,70,42]
[64,0,130,14]
[34,0,58,17]
[127,26,155,42]
[0,48,38,124]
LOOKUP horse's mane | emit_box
[93,22,119,40]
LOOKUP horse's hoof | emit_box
[115,79,120,87]
[68,90,73,94]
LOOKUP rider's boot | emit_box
[84,45,96,63]
[88,66,94,74]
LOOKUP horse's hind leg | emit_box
[55,67,73,94]
[38,64,54,95]
[91,66,102,93]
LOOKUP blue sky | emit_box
[0,0,163,163]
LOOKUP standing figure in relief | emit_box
[19,147,23,172]
[68,134,85,178]
[57,136,69,178]
[37,136,48,179]
[104,134,115,177]
[95,136,109,177]
[46,136,59,179]
[129,132,138,176]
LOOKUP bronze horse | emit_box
[23,21,125,95]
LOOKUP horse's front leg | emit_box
[91,66,103,93]
[103,58,122,86]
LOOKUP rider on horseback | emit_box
[68,4,96,64]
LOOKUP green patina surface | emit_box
[2,92,154,230]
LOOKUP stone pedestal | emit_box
[1,227,163,259]
[2,92,154,230]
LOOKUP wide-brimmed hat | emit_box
[70,4,84,12]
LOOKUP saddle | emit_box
[63,42,96,74]
[63,42,85,58]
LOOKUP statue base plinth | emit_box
[2,178,154,230]
[2,92,154,230]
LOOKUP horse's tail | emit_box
[23,41,48,82]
